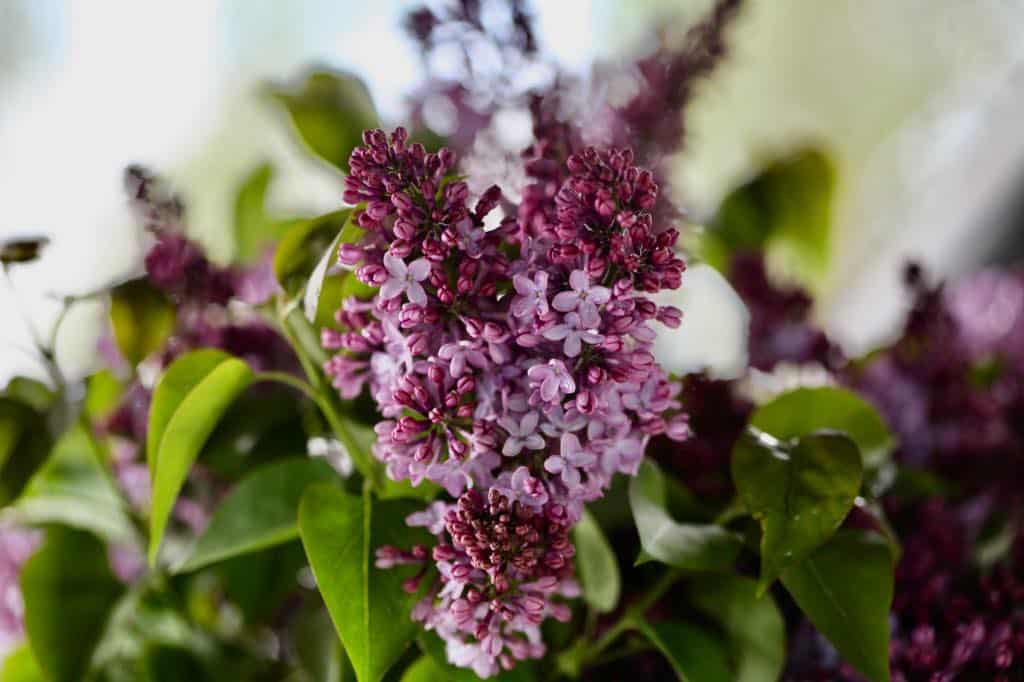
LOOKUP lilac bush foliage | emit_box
[325,125,690,674]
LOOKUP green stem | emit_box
[253,371,319,402]
[274,299,381,489]
[77,412,148,546]
[575,568,683,669]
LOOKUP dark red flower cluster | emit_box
[788,499,1024,682]
[730,253,841,371]
[845,265,1024,499]
[442,488,574,588]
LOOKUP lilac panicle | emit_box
[325,127,692,676]
[0,525,39,651]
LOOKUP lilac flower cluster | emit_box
[846,265,1024,499]
[0,525,39,652]
[324,127,690,675]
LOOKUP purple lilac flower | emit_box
[552,270,611,327]
[325,128,692,675]
[845,265,1024,499]
[380,254,431,304]
[0,525,39,652]
[511,272,550,319]
[376,490,577,678]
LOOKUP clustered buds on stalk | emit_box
[324,127,692,676]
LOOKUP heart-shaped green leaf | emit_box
[21,527,124,682]
[109,279,176,367]
[689,575,785,682]
[176,457,338,573]
[638,620,732,682]
[750,386,894,491]
[572,509,620,613]
[781,530,893,682]
[147,349,253,566]
[629,460,741,571]
[298,485,431,682]
[733,430,862,592]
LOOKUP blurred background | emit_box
[2,0,1024,386]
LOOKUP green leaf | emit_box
[3,377,55,412]
[689,575,785,682]
[270,70,378,173]
[176,457,338,573]
[401,657,449,682]
[290,600,353,682]
[298,485,432,682]
[20,527,124,682]
[732,431,862,592]
[750,387,894,492]
[0,398,54,505]
[629,460,742,571]
[216,542,307,625]
[303,210,370,328]
[638,620,732,682]
[109,279,177,366]
[8,426,136,543]
[147,350,253,566]
[274,211,350,299]
[781,531,893,682]
[143,645,210,682]
[704,148,835,287]
[198,389,308,480]
[84,370,124,421]
[0,645,44,682]
[572,509,620,613]
[233,162,286,263]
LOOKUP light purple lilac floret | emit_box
[325,127,690,676]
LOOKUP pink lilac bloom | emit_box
[551,270,610,327]
[0,525,40,651]
[323,127,692,676]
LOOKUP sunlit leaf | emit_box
[0,644,44,681]
[147,349,253,566]
[109,279,177,366]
